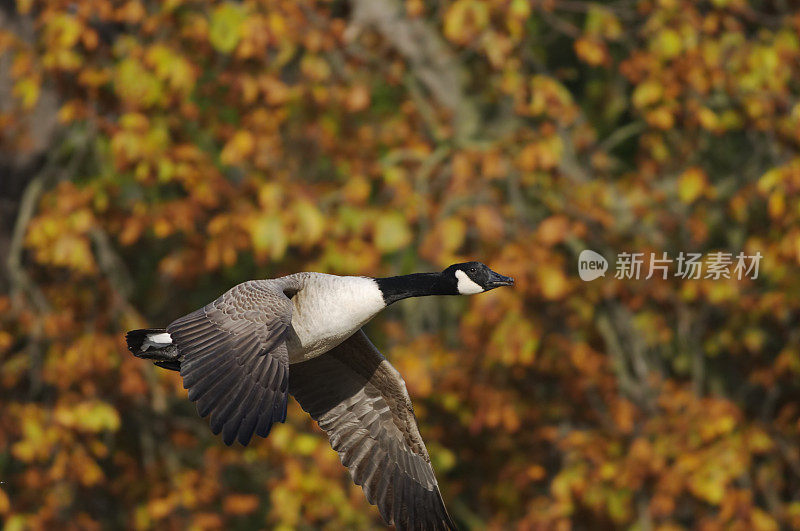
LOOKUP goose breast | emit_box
[285,274,386,362]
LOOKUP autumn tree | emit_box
[1,0,800,529]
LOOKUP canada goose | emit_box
[126,262,514,530]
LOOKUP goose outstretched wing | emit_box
[167,279,295,446]
[289,329,456,530]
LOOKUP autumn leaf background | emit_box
[1,0,800,529]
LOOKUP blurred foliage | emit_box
[1,0,800,529]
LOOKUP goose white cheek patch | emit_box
[455,270,483,295]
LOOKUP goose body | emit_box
[126,262,514,531]
[283,273,386,362]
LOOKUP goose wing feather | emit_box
[289,329,456,531]
[168,279,296,446]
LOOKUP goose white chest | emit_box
[285,274,386,363]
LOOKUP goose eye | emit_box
[469,267,476,273]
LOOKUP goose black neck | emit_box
[375,273,455,305]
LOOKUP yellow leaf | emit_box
[220,130,255,166]
[747,427,774,453]
[294,434,318,455]
[60,401,121,432]
[114,58,163,108]
[585,5,622,40]
[209,3,246,54]
[78,453,105,486]
[148,495,177,520]
[12,77,39,109]
[751,509,779,531]
[538,264,569,300]
[58,100,82,123]
[646,106,674,130]
[49,234,96,273]
[300,55,331,82]
[651,28,682,59]
[430,444,456,473]
[490,313,539,365]
[292,201,325,245]
[575,37,607,66]
[678,167,708,204]
[443,0,489,45]
[145,45,195,96]
[528,75,575,120]
[768,190,785,219]
[719,109,744,131]
[697,106,718,131]
[688,467,726,505]
[342,175,371,204]
[4,515,27,531]
[250,215,287,260]
[632,80,663,109]
[607,489,632,523]
[45,13,82,48]
[374,212,412,253]
[509,0,530,20]
[16,0,33,14]
[757,168,781,194]
[257,182,284,209]
[117,0,146,24]
[438,217,467,253]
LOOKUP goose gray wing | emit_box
[289,329,456,531]
[167,279,296,446]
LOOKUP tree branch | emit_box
[6,173,50,313]
[346,0,480,142]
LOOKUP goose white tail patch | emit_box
[147,332,172,344]
[142,332,172,351]
[455,270,483,295]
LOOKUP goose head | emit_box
[443,262,515,295]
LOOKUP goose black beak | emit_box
[486,270,515,289]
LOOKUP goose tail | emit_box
[125,328,181,371]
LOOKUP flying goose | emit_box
[126,262,514,530]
